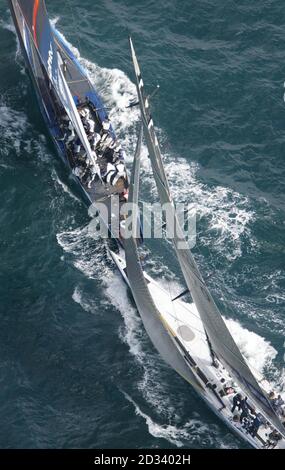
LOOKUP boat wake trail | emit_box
[122,390,212,448]
[103,272,233,448]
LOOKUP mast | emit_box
[129,37,285,438]
[122,125,204,392]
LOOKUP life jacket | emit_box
[102,119,111,131]
[85,118,95,134]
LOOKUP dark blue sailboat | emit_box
[8,0,129,214]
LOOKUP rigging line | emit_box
[132,54,280,396]
[142,136,271,384]
[149,190,274,383]
[190,229,275,382]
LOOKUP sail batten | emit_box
[129,37,285,437]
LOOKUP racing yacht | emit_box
[8,0,129,223]
[110,38,285,449]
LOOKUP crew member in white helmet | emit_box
[85,116,95,134]
[102,119,111,132]
[90,132,101,150]
[66,121,76,145]
[80,108,90,119]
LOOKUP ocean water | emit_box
[0,0,284,449]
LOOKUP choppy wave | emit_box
[0,102,49,163]
[72,285,101,314]
[122,391,236,448]
[51,169,82,203]
[56,225,108,279]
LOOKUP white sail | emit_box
[56,54,101,179]
[123,127,204,391]
[129,37,285,438]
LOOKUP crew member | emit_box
[102,119,111,132]
[249,415,261,438]
[66,121,76,145]
[231,393,242,413]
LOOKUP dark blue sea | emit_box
[0,0,284,449]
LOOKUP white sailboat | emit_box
[110,38,285,449]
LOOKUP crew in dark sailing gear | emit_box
[102,147,115,164]
[73,165,86,179]
[104,162,118,185]
[73,138,82,155]
[231,393,242,413]
[87,163,98,188]
[240,396,249,413]
[249,415,261,438]
[99,133,113,151]
[265,429,282,448]
[118,149,125,161]
[240,404,250,425]
[272,395,285,415]
[103,160,126,187]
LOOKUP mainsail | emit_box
[129,37,285,437]
[57,56,101,175]
[123,126,204,391]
